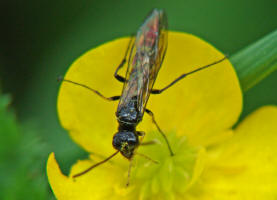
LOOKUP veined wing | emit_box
[117,9,168,120]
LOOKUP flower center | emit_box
[127,131,202,199]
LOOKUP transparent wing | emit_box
[117,10,168,117]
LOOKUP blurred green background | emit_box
[0,0,276,199]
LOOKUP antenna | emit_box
[73,151,119,178]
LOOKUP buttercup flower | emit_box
[47,32,277,200]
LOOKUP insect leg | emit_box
[151,56,228,94]
[137,131,157,146]
[145,108,174,156]
[137,131,146,144]
[141,140,157,146]
[137,131,145,137]
[135,152,159,164]
[114,36,135,83]
[58,77,120,101]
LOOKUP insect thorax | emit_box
[116,96,143,125]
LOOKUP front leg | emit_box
[137,131,145,144]
[136,131,158,164]
[145,108,174,156]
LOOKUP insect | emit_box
[59,9,227,185]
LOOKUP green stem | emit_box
[230,29,277,91]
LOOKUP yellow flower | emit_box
[47,32,277,200]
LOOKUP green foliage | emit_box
[231,29,277,91]
[0,95,50,200]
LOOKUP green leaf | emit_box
[0,95,50,200]
[230,29,277,91]
[0,95,19,160]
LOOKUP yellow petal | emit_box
[186,147,207,190]
[194,106,277,199]
[47,133,210,200]
[57,38,129,154]
[57,32,242,154]
[47,152,131,200]
[142,32,242,146]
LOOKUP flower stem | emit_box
[230,29,277,91]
